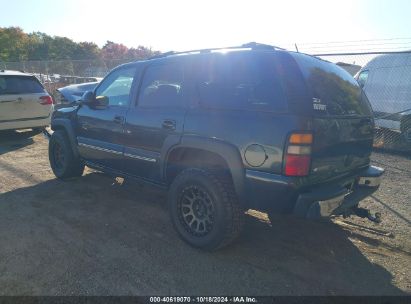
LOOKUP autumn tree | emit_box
[0,27,159,62]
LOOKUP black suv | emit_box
[48,43,384,250]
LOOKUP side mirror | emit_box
[94,96,109,109]
[79,91,108,109]
[79,91,95,105]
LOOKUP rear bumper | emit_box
[245,165,384,218]
[295,166,384,219]
[0,115,51,131]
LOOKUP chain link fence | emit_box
[1,51,411,151]
[0,58,133,94]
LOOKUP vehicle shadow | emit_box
[0,172,406,296]
[371,195,411,226]
[0,129,40,155]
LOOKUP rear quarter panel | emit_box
[183,108,310,175]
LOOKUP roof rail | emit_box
[146,42,285,60]
[241,42,285,50]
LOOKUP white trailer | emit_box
[356,53,411,141]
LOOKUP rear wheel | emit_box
[49,130,84,179]
[168,168,243,250]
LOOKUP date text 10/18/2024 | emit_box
[149,297,258,303]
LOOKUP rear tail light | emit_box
[39,95,54,105]
[284,132,313,177]
[289,133,313,144]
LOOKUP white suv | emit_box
[0,70,53,131]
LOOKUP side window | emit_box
[195,53,288,112]
[138,63,184,108]
[357,70,369,88]
[95,66,136,106]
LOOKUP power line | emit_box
[312,50,411,56]
[302,46,411,54]
[299,37,411,46]
[301,41,411,50]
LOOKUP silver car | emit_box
[0,70,54,131]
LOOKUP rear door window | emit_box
[0,76,46,95]
[291,53,372,116]
[195,52,288,112]
[138,62,185,108]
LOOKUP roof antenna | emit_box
[295,43,299,52]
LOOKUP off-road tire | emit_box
[168,168,243,250]
[49,130,84,179]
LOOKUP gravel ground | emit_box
[0,130,410,295]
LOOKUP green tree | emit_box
[74,42,101,60]
[0,27,30,61]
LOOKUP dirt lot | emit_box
[0,130,410,296]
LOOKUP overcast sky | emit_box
[1,0,410,52]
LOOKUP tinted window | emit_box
[357,70,369,88]
[138,63,184,108]
[195,52,288,112]
[291,53,372,116]
[95,66,136,106]
[0,76,45,95]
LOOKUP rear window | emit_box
[290,53,372,116]
[0,75,46,95]
[195,52,288,112]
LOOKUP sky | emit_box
[0,0,410,53]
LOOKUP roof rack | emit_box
[146,42,285,60]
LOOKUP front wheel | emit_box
[49,130,84,179]
[168,168,243,250]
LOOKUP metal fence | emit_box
[1,51,411,151]
[1,58,135,102]
[0,58,132,78]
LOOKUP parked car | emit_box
[356,53,411,141]
[0,70,53,131]
[54,81,100,109]
[47,43,384,250]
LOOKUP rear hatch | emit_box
[0,75,51,122]
[288,53,374,183]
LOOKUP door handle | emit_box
[162,119,176,130]
[113,115,125,124]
